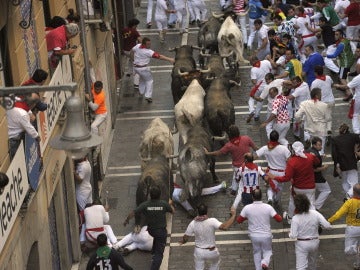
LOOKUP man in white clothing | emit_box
[131,37,175,103]
[113,226,153,255]
[248,56,272,123]
[146,0,154,28]
[236,189,283,270]
[155,0,176,43]
[174,0,188,34]
[179,203,236,270]
[80,200,118,246]
[295,88,331,154]
[7,93,41,159]
[74,157,93,211]
[253,19,270,60]
[255,130,291,206]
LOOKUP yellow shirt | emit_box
[328,198,360,226]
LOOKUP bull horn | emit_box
[229,80,241,86]
[212,132,227,141]
[140,157,152,161]
[191,45,202,50]
[166,154,179,159]
[212,11,223,18]
[200,51,211,57]
[220,51,234,58]
[168,47,178,52]
[200,68,211,73]
[178,69,189,76]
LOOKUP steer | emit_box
[139,117,174,170]
[217,16,249,66]
[135,155,174,227]
[178,124,218,200]
[174,79,206,144]
[170,45,201,105]
[204,76,236,137]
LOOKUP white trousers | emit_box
[295,239,319,270]
[192,0,207,21]
[176,7,188,31]
[341,169,359,198]
[346,25,360,53]
[123,51,140,85]
[155,16,168,31]
[188,1,195,21]
[237,15,248,44]
[315,182,331,210]
[134,66,153,99]
[273,122,290,146]
[248,92,263,117]
[194,247,220,270]
[288,187,315,218]
[267,170,285,203]
[247,19,256,49]
[168,0,177,24]
[250,235,273,270]
[231,166,240,191]
[345,226,360,255]
[147,0,153,24]
[113,228,153,252]
[352,99,360,134]
[91,112,107,135]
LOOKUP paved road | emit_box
[78,1,360,269]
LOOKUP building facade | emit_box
[0,0,136,269]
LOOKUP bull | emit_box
[170,45,201,105]
[139,117,174,170]
[135,155,174,226]
[178,124,218,200]
[174,79,206,144]
[217,16,249,67]
[204,76,236,137]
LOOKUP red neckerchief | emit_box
[298,13,306,18]
[14,98,30,111]
[252,61,261,68]
[244,162,257,170]
[194,215,209,221]
[21,78,37,86]
[140,44,147,48]
[335,38,344,47]
[312,98,319,103]
[230,136,241,146]
[267,141,280,150]
[316,75,326,81]
[295,81,302,88]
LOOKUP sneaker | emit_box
[221,181,227,192]
[254,116,260,122]
[134,84,139,90]
[283,211,292,225]
[145,98,153,103]
[343,94,353,102]
[126,73,131,77]
[246,112,255,123]
[230,189,237,196]
[146,22,152,29]
[262,264,269,270]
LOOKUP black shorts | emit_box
[339,67,351,80]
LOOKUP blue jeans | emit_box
[148,227,167,270]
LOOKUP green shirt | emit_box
[322,6,340,26]
[135,199,172,229]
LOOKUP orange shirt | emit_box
[91,86,107,114]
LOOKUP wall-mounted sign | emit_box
[0,142,30,253]
[25,134,41,190]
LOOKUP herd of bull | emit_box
[135,11,249,224]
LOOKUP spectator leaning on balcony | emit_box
[0,172,9,195]
[7,93,41,160]
[85,81,108,135]
[46,23,79,68]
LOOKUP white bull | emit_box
[139,117,174,170]
[217,16,248,64]
[174,79,206,144]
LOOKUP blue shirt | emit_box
[248,0,263,19]
[303,52,325,86]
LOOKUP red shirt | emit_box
[46,25,67,51]
[219,136,256,167]
[122,27,140,51]
[275,153,319,189]
[345,3,360,26]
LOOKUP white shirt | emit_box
[240,201,277,237]
[289,210,331,239]
[75,160,93,211]
[155,0,168,19]
[294,16,312,36]
[257,24,270,50]
[311,76,335,104]
[6,107,39,139]
[185,218,222,248]
[291,82,311,110]
[334,0,350,13]
[256,144,291,171]
[348,74,360,101]
[251,60,272,92]
[84,204,109,229]
[260,79,284,112]
[132,43,155,66]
